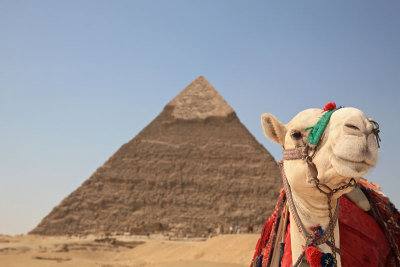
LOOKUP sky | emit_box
[1,0,399,235]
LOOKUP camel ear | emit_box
[261,113,287,147]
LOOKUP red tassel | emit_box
[306,246,323,267]
[323,102,336,112]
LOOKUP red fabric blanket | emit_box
[251,181,400,267]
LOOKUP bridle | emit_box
[279,116,381,267]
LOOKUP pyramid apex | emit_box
[168,76,234,120]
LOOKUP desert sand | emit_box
[0,233,259,267]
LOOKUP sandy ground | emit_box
[0,234,259,267]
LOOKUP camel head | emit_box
[262,105,380,200]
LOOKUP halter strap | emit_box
[282,148,307,160]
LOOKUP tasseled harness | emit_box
[278,103,381,267]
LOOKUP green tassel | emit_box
[305,109,337,146]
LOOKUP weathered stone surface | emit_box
[168,76,234,120]
[30,76,281,236]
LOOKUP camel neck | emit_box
[292,190,338,227]
[279,160,339,231]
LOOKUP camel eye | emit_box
[291,130,302,140]
[345,124,359,131]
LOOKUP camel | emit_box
[251,103,400,267]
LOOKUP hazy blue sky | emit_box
[1,1,399,235]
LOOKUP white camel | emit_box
[251,103,399,267]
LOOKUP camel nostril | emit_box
[345,124,360,131]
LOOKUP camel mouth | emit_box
[332,155,372,176]
[335,155,371,166]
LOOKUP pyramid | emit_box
[30,76,281,237]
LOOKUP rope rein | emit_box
[281,146,357,267]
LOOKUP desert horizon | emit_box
[0,233,259,267]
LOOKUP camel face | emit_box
[262,107,379,193]
[327,107,378,178]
